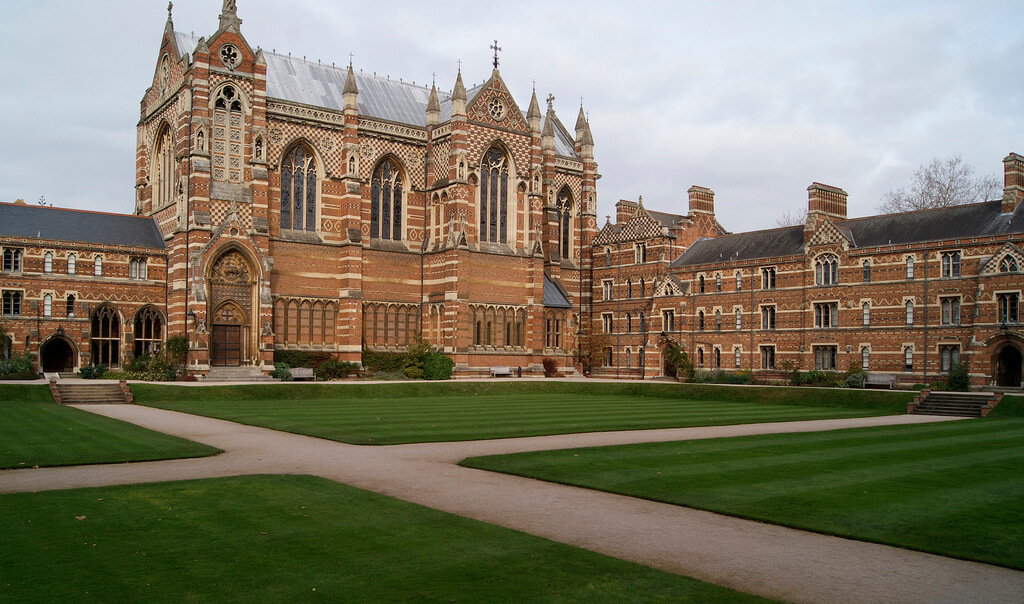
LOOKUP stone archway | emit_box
[207,249,255,366]
[40,337,75,373]
[994,344,1023,388]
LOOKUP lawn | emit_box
[0,475,770,603]
[133,381,910,445]
[462,414,1024,570]
[0,385,220,469]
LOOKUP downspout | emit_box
[923,249,929,384]
[749,266,754,371]
[420,148,427,339]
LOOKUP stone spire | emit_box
[426,83,440,126]
[527,88,542,133]
[343,64,358,110]
[452,70,467,117]
[574,106,587,141]
[219,0,242,31]
[542,102,555,151]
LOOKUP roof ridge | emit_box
[0,202,154,220]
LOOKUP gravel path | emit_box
[2,406,1021,603]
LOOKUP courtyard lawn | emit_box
[462,415,1024,570]
[0,385,220,469]
[0,475,770,603]
[133,382,910,445]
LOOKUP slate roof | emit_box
[543,274,572,308]
[647,209,685,227]
[670,200,1024,268]
[0,203,165,249]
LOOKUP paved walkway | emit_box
[3,406,1023,603]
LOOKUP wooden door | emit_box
[211,325,241,366]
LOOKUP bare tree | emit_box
[774,208,807,228]
[877,155,1000,214]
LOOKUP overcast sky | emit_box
[1,0,1020,232]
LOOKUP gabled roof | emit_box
[593,202,671,245]
[0,204,165,249]
[256,48,579,155]
[670,199,1024,268]
[543,274,571,308]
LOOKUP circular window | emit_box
[488,97,506,121]
[219,44,241,69]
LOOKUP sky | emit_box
[1,0,1021,232]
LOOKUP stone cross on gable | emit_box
[546,94,555,111]
[490,40,502,69]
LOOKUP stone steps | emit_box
[54,382,132,405]
[204,366,276,382]
[910,392,999,418]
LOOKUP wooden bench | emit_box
[864,373,896,389]
[490,366,513,378]
[289,367,316,381]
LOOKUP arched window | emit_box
[734,347,742,369]
[556,187,572,259]
[697,348,704,368]
[90,305,120,367]
[93,255,102,276]
[212,85,244,183]
[862,261,871,282]
[639,279,645,297]
[44,252,52,274]
[735,271,742,291]
[715,273,722,291]
[735,308,742,330]
[713,348,721,369]
[815,254,838,285]
[2,248,22,272]
[67,253,76,275]
[66,294,75,318]
[697,310,705,331]
[906,300,914,325]
[904,347,913,372]
[133,308,164,357]
[1000,257,1019,273]
[153,123,175,206]
[698,275,705,293]
[280,144,317,232]
[626,280,632,298]
[43,294,52,317]
[605,248,611,266]
[862,302,870,326]
[371,158,403,241]
[479,145,509,244]
[714,309,722,331]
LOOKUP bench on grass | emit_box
[490,366,513,378]
[289,367,315,381]
[865,372,896,389]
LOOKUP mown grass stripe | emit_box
[463,418,1024,569]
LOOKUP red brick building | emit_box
[592,154,1024,388]
[0,203,167,373]
[2,1,596,377]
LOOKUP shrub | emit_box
[79,365,107,379]
[165,335,188,369]
[843,372,866,388]
[663,343,693,379]
[542,357,558,377]
[0,351,35,377]
[361,349,406,373]
[274,350,334,369]
[422,351,454,380]
[314,359,358,381]
[946,362,970,391]
[270,363,292,381]
[0,370,39,380]
[801,370,841,387]
[691,370,714,383]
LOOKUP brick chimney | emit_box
[804,183,847,243]
[687,185,715,215]
[1003,152,1024,213]
[616,199,638,223]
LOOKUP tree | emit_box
[877,155,1000,214]
[579,331,611,371]
[774,208,807,228]
[0,322,9,360]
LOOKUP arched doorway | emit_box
[211,302,245,366]
[41,337,75,372]
[663,346,677,377]
[207,250,255,366]
[995,345,1023,388]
